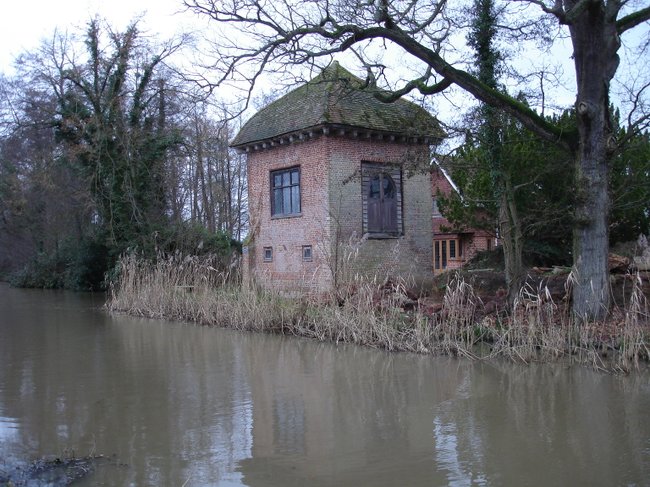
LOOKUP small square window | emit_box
[263,247,273,262]
[302,245,313,262]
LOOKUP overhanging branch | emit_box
[373,75,452,102]
[343,25,576,151]
[617,6,650,33]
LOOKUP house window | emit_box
[362,162,402,237]
[302,245,313,262]
[434,238,460,271]
[263,247,273,262]
[432,198,442,217]
[442,240,447,268]
[271,167,300,217]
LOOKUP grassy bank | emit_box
[107,253,649,373]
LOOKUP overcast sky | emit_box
[0,0,577,125]
[1,1,646,123]
[0,0,192,72]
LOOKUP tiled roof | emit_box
[231,62,442,147]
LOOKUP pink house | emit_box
[431,167,495,274]
[232,63,442,293]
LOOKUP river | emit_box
[0,283,649,486]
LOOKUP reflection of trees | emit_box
[0,285,254,485]
[431,362,650,486]
[0,288,107,456]
[2,284,649,486]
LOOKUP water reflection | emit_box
[0,283,649,486]
[429,363,650,486]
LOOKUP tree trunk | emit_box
[569,3,619,320]
[498,176,525,306]
[225,144,234,237]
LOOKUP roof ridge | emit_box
[231,63,442,147]
[250,64,355,125]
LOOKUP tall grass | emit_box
[107,253,649,372]
[615,273,650,372]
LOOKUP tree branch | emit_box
[617,6,650,33]
[517,0,567,23]
[564,0,598,24]
[344,25,576,150]
[372,74,452,102]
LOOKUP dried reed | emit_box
[107,253,649,372]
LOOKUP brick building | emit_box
[232,62,442,293]
[431,167,495,274]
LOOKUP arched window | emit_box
[362,163,402,236]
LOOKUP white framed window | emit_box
[263,247,273,262]
[302,245,313,262]
[271,166,301,217]
[434,238,462,271]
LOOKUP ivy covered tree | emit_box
[441,109,576,269]
[0,19,248,288]
[185,0,650,320]
[466,0,529,306]
[51,19,184,251]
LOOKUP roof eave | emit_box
[230,123,442,153]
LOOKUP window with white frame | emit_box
[271,167,300,217]
[434,238,462,271]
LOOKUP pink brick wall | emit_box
[432,167,455,196]
[244,133,434,293]
[244,136,499,286]
[431,167,495,273]
[246,137,333,293]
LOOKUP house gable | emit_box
[431,167,495,274]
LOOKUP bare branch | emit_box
[339,23,575,149]
[516,0,567,23]
[617,5,650,33]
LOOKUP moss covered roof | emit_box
[231,62,442,148]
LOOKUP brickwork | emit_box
[431,167,456,235]
[328,137,433,286]
[246,136,333,293]
[245,134,434,293]
[431,167,495,274]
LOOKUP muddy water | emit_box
[0,283,649,486]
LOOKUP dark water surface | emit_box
[1,282,649,486]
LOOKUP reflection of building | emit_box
[238,339,337,482]
[431,168,495,274]
[232,62,443,293]
[236,339,462,486]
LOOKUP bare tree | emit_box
[185,0,650,320]
[175,100,248,240]
[0,71,92,277]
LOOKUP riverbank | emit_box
[106,254,649,373]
